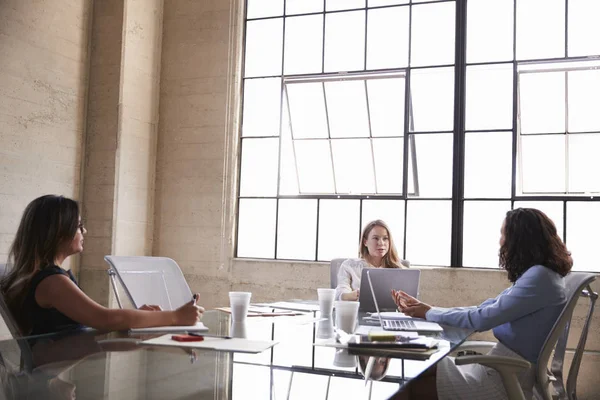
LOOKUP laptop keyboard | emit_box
[383,319,417,330]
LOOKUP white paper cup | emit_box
[333,348,357,368]
[229,292,252,322]
[334,301,359,334]
[316,318,334,339]
[317,288,335,317]
[230,321,247,338]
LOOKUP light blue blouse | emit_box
[425,265,567,363]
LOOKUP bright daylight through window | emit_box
[237,0,600,272]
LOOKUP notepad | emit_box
[129,321,208,334]
[141,334,278,354]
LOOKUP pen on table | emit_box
[188,332,233,339]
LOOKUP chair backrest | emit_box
[104,256,192,311]
[535,272,597,400]
[330,259,347,289]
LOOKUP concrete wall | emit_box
[0,0,91,273]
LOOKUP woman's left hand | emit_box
[391,290,432,319]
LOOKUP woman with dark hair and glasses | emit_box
[391,208,573,400]
[1,195,203,336]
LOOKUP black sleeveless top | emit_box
[24,265,83,336]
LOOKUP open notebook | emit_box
[129,321,208,334]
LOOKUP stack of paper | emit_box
[130,321,208,334]
[141,334,278,354]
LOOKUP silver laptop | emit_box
[359,268,421,312]
[365,270,443,333]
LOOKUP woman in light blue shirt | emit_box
[392,208,573,400]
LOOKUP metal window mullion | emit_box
[284,86,303,193]
[364,80,379,193]
[565,70,570,193]
[315,198,321,261]
[322,82,338,193]
[514,71,521,197]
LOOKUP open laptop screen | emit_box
[358,269,421,312]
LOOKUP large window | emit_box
[237,0,600,272]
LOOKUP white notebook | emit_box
[142,334,277,354]
[130,321,208,334]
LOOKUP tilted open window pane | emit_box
[410,67,454,132]
[467,0,514,63]
[519,134,566,194]
[294,140,335,194]
[568,134,600,194]
[324,80,370,138]
[405,200,451,266]
[367,78,405,137]
[242,78,281,137]
[237,199,277,259]
[566,202,600,272]
[317,200,360,261]
[286,83,328,139]
[367,7,409,69]
[568,0,600,57]
[361,200,405,258]
[372,138,403,194]
[466,64,513,131]
[284,15,324,75]
[516,0,565,60]
[244,19,283,77]
[331,139,375,194]
[464,132,512,198]
[463,201,511,268]
[513,201,564,240]
[518,71,565,134]
[239,138,279,197]
[277,199,318,260]
[568,69,600,133]
[324,11,365,73]
[410,2,455,67]
[408,134,453,198]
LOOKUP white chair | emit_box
[104,256,193,310]
[454,272,597,400]
[330,258,347,289]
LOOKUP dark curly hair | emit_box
[499,208,572,283]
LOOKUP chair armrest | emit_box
[455,355,530,400]
[450,341,496,356]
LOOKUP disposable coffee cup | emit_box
[229,292,252,322]
[333,348,357,368]
[316,318,334,339]
[334,301,359,334]
[230,321,247,338]
[317,288,335,317]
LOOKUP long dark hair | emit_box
[1,195,80,333]
[499,208,572,283]
[359,220,404,269]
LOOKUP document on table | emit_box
[253,301,320,312]
[141,334,278,354]
[130,321,208,334]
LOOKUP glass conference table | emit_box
[0,305,472,400]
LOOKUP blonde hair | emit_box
[359,219,405,269]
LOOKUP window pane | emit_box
[464,132,512,198]
[519,71,565,134]
[520,135,566,194]
[406,200,451,266]
[326,0,365,11]
[513,201,564,240]
[233,364,271,399]
[242,78,281,137]
[467,0,514,63]
[239,138,279,196]
[237,199,276,258]
[410,2,455,67]
[325,11,366,72]
[466,64,513,130]
[568,134,600,194]
[277,200,317,260]
[246,0,283,18]
[361,200,405,258]
[568,0,600,57]
[367,78,405,138]
[318,200,360,261]
[286,0,323,15]
[282,372,330,399]
[279,114,300,195]
[369,0,408,6]
[566,202,600,272]
[286,83,328,139]
[331,139,375,194]
[567,70,600,133]
[463,201,511,268]
[408,134,453,198]
[367,7,409,69]
[372,138,403,194]
[295,140,335,193]
[325,81,370,138]
[284,15,323,75]
[245,19,283,77]
[516,0,565,60]
[410,68,454,132]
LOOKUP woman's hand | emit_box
[341,289,360,301]
[139,304,163,311]
[173,293,204,325]
[391,290,432,319]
